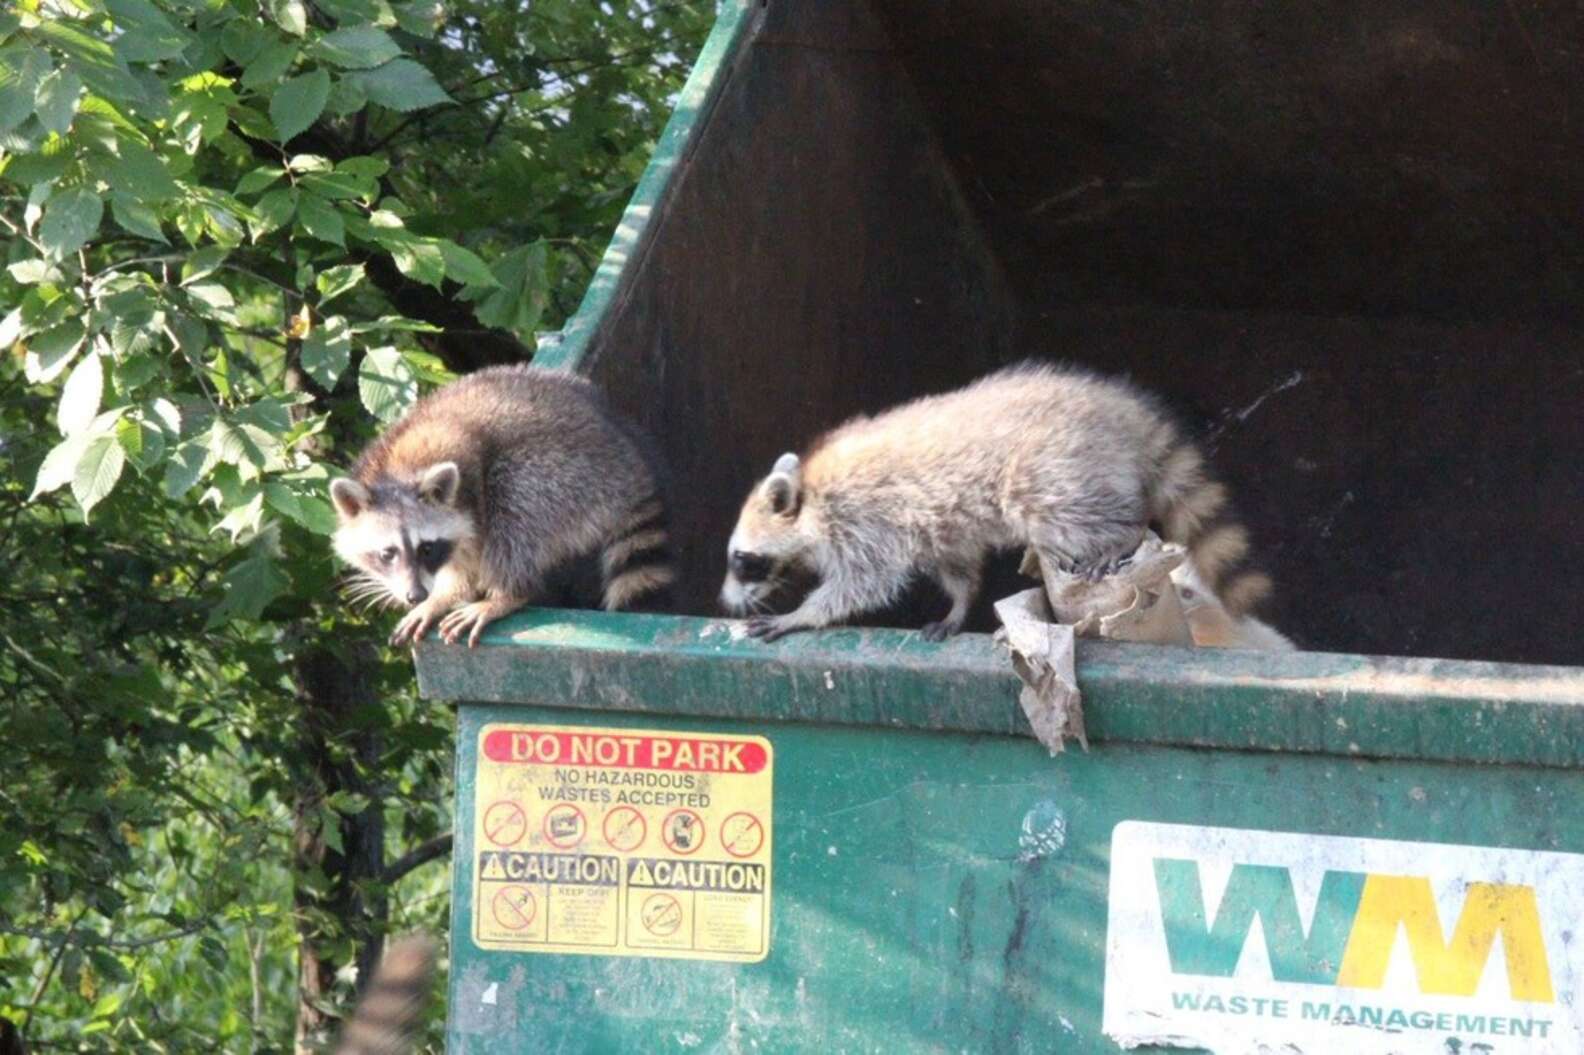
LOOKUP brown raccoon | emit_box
[332,365,674,647]
[334,934,435,1055]
[721,362,1271,641]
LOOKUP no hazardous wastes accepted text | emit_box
[472,724,773,962]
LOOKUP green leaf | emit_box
[311,25,400,69]
[58,353,104,436]
[386,237,443,288]
[106,0,193,62]
[7,258,59,285]
[437,241,498,289]
[72,432,126,519]
[299,169,369,200]
[30,432,90,500]
[249,187,296,239]
[185,282,237,319]
[241,41,299,90]
[392,1,443,38]
[211,488,267,542]
[265,0,309,37]
[116,412,166,471]
[38,187,104,260]
[206,553,287,625]
[301,315,351,388]
[102,137,181,202]
[24,319,85,383]
[220,20,272,66]
[470,241,548,335]
[36,21,159,114]
[163,439,215,498]
[265,482,338,534]
[354,58,452,112]
[110,193,167,242]
[34,68,82,137]
[0,46,49,133]
[358,345,417,423]
[235,165,285,195]
[269,67,329,143]
[181,246,229,285]
[315,264,364,305]
[296,193,345,246]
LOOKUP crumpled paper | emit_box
[993,588,1086,754]
[994,533,1191,754]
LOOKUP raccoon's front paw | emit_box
[745,616,797,642]
[439,599,512,648]
[390,601,444,647]
[1056,553,1134,582]
[920,618,962,642]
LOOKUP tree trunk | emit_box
[288,636,387,1055]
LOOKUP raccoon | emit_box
[334,934,435,1055]
[721,362,1271,641]
[332,365,674,647]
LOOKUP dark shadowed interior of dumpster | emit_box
[573,0,1584,668]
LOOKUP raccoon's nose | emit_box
[406,585,429,605]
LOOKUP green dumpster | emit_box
[416,1,1584,1051]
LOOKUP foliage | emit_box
[0,0,713,1049]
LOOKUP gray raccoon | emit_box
[334,934,435,1055]
[721,362,1271,641]
[331,365,674,647]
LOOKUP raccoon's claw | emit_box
[439,601,503,648]
[745,616,794,642]
[1052,553,1134,582]
[920,619,961,642]
[1082,553,1134,582]
[390,603,439,647]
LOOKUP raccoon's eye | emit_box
[417,541,434,559]
[379,547,398,565]
[730,550,772,583]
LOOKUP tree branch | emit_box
[381,833,453,885]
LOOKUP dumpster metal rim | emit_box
[414,608,1584,770]
[535,0,759,375]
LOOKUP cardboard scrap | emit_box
[996,533,1192,754]
[993,588,1086,755]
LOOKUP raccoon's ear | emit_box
[419,462,461,505]
[330,478,370,520]
[764,452,801,517]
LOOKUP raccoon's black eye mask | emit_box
[416,539,453,573]
[730,550,772,583]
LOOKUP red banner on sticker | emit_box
[483,729,768,774]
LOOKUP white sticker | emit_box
[1104,822,1584,1053]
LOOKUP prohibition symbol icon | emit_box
[542,803,587,849]
[602,805,646,852]
[662,808,704,855]
[640,893,683,937]
[719,811,765,858]
[482,800,527,847]
[491,886,536,930]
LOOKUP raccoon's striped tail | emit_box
[600,496,677,612]
[334,935,435,1055]
[1152,442,1273,617]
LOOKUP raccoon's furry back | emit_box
[350,365,675,611]
[334,935,435,1055]
[804,361,1271,615]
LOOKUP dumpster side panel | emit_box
[446,704,1584,1054]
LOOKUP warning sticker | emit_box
[471,724,772,962]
